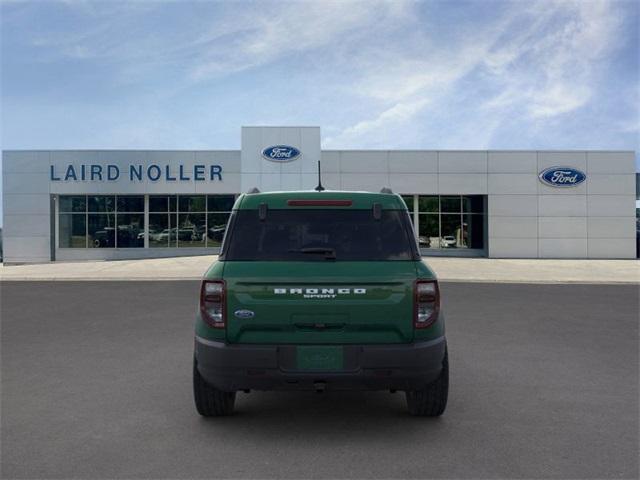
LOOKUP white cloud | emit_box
[326,0,628,147]
[323,39,499,146]
[325,98,429,148]
[618,117,640,134]
[528,84,592,118]
[21,0,412,80]
[3,0,635,152]
[189,1,411,79]
[482,0,624,119]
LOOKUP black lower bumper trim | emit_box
[194,336,446,392]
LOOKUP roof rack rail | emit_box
[247,187,261,194]
[380,187,393,194]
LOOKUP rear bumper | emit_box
[194,336,446,392]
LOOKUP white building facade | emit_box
[2,126,637,263]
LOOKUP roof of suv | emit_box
[235,190,408,210]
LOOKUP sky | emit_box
[1,0,639,223]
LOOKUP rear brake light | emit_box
[200,280,225,329]
[414,280,440,329]
[287,199,352,206]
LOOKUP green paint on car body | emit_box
[197,190,442,344]
[193,190,448,416]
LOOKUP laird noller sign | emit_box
[50,163,224,182]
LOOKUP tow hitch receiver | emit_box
[313,381,327,393]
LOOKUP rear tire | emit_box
[193,358,236,416]
[405,347,448,416]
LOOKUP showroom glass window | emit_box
[115,196,144,248]
[416,195,485,250]
[149,195,177,248]
[148,195,235,248]
[58,195,144,248]
[59,196,87,247]
[178,195,206,248]
[417,196,439,249]
[206,195,234,247]
[87,196,115,248]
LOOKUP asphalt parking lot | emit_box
[1,281,638,479]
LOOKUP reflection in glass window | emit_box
[115,197,145,248]
[117,196,144,212]
[59,214,86,247]
[440,197,461,213]
[418,214,439,249]
[207,195,235,212]
[418,196,439,213]
[169,212,178,247]
[149,213,169,248]
[59,194,237,249]
[88,214,115,248]
[88,196,115,212]
[176,195,206,248]
[206,195,234,248]
[178,195,206,213]
[148,213,178,247]
[177,213,205,247]
[116,213,144,248]
[149,196,169,212]
[463,214,484,249]
[206,213,231,247]
[59,196,86,213]
[412,195,485,252]
[440,214,462,248]
[463,195,484,213]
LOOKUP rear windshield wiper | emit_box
[288,247,337,259]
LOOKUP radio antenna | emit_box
[315,160,325,192]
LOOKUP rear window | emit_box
[222,209,418,261]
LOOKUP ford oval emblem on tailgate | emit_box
[234,309,255,319]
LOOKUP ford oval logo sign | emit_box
[234,309,255,319]
[538,166,586,188]
[261,145,301,162]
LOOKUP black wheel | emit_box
[405,347,449,417]
[193,358,236,416]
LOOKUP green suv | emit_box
[193,190,448,416]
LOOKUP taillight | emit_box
[200,280,225,328]
[414,280,440,329]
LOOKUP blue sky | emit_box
[1,0,639,223]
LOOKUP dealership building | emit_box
[1,126,637,263]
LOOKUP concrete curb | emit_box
[1,256,638,284]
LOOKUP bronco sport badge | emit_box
[274,287,367,299]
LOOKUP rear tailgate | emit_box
[224,261,417,344]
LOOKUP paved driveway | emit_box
[1,281,638,479]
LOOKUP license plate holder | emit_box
[296,346,344,371]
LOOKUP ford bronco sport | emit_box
[193,190,448,416]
